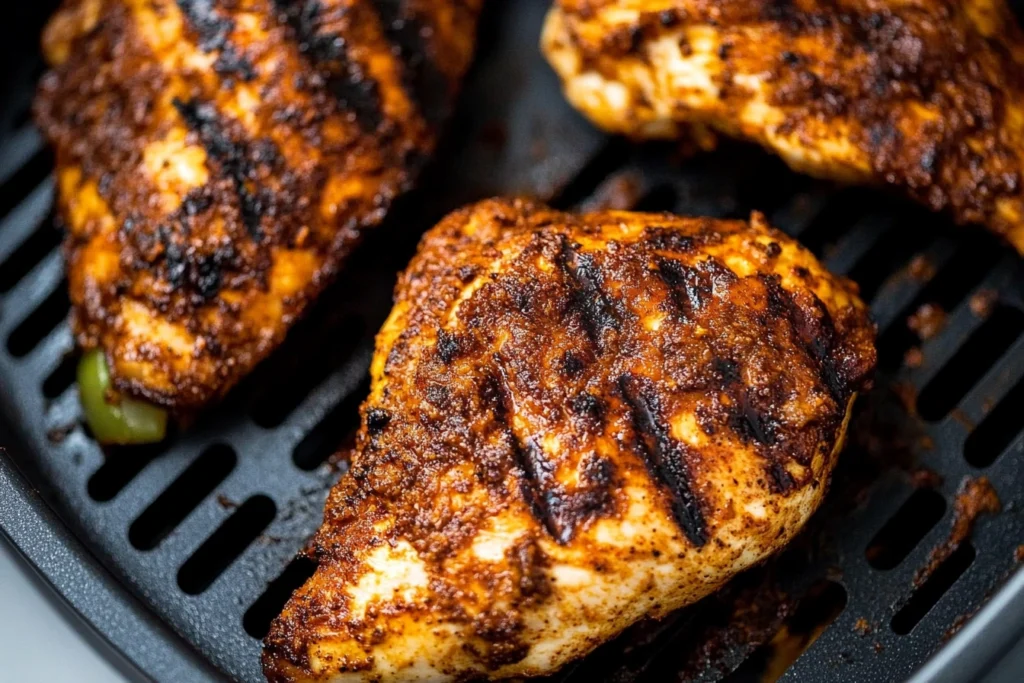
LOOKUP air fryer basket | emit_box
[2,2,1024,682]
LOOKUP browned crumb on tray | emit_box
[917,477,1001,586]
[904,347,924,368]
[907,303,947,341]
[908,254,938,281]
[969,289,999,318]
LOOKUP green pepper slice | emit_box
[77,350,168,445]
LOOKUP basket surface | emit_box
[1,2,1024,682]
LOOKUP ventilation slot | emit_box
[0,147,51,221]
[877,241,1002,370]
[633,186,678,213]
[6,281,69,357]
[846,222,926,303]
[865,488,947,570]
[293,379,368,471]
[736,156,810,219]
[128,445,237,551]
[242,556,318,639]
[964,375,1024,468]
[891,543,976,635]
[10,106,33,133]
[725,580,847,682]
[249,316,365,428]
[42,351,78,399]
[87,444,166,502]
[177,495,276,595]
[0,220,60,293]
[917,306,1024,422]
[794,189,876,257]
[550,139,630,210]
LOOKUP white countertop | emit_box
[0,538,130,683]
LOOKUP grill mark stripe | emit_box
[488,368,572,545]
[655,257,707,317]
[557,237,620,348]
[768,460,796,493]
[712,357,795,492]
[176,0,256,80]
[761,275,845,400]
[173,98,271,238]
[737,394,775,446]
[513,438,573,545]
[372,0,450,125]
[274,0,384,132]
[619,375,709,547]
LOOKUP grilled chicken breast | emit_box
[264,198,877,682]
[33,0,480,411]
[542,0,1024,254]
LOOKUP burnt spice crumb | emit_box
[367,409,391,434]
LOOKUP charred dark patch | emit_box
[486,369,611,545]
[472,609,530,667]
[480,373,509,421]
[659,9,683,27]
[643,227,696,252]
[193,252,226,299]
[181,191,214,217]
[711,356,780,448]
[762,275,845,400]
[366,409,391,434]
[581,453,614,489]
[569,453,616,522]
[730,393,779,447]
[512,437,572,545]
[658,256,739,320]
[768,460,797,493]
[507,536,551,601]
[571,393,605,423]
[701,256,740,290]
[559,350,586,379]
[173,98,277,238]
[176,0,256,81]
[159,226,188,291]
[424,383,450,407]
[557,237,620,348]
[436,329,462,364]
[712,357,741,385]
[656,257,710,317]
[129,188,232,302]
[372,0,450,126]
[619,376,708,547]
[274,0,384,132]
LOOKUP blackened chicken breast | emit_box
[34,0,481,411]
[543,0,1024,254]
[264,198,877,682]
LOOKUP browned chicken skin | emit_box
[33,0,480,411]
[542,0,1024,254]
[264,198,876,682]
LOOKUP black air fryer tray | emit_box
[3,2,1024,682]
